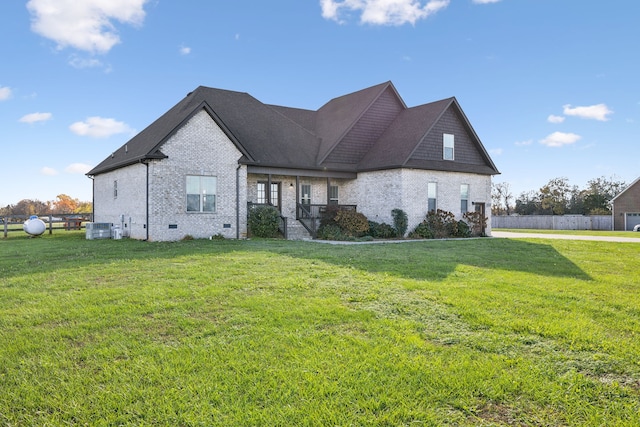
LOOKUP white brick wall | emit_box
[351,169,492,235]
[93,110,247,241]
[92,163,148,239]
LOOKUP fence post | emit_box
[48,214,53,235]
[2,217,6,238]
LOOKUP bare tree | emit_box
[491,182,513,215]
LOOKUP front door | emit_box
[257,181,281,209]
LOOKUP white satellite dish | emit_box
[23,215,46,236]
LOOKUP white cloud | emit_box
[65,163,93,174]
[69,116,134,138]
[562,103,613,121]
[547,114,565,124]
[320,0,450,25]
[26,0,148,54]
[19,112,53,124]
[0,86,12,101]
[41,167,58,176]
[515,139,533,146]
[69,55,104,69]
[179,45,191,55]
[539,132,581,147]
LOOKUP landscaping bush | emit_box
[316,224,343,240]
[391,209,408,237]
[455,220,471,238]
[368,221,396,239]
[463,211,487,237]
[334,209,369,237]
[409,209,470,239]
[248,205,280,237]
[408,220,433,239]
[319,205,341,228]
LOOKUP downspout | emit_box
[145,162,149,241]
[236,164,241,239]
[89,175,95,222]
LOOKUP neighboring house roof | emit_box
[611,176,640,202]
[88,81,499,176]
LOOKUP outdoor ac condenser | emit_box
[86,222,112,240]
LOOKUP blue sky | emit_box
[1,0,639,207]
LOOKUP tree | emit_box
[491,182,513,215]
[539,177,571,215]
[514,190,541,215]
[581,176,627,214]
[53,194,80,213]
[8,199,52,216]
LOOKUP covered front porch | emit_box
[246,166,357,239]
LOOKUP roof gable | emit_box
[611,176,640,202]
[322,86,405,166]
[315,81,404,164]
[88,81,499,177]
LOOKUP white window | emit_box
[329,185,339,205]
[257,182,280,206]
[301,184,311,206]
[427,182,437,212]
[443,134,454,161]
[113,180,118,199]
[187,176,217,212]
[461,184,469,214]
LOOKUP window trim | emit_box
[329,185,339,205]
[443,133,455,161]
[186,175,217,213]
[460,184,469,214]
[427,182,437,212]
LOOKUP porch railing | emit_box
[296,203,357,238]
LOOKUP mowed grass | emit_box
[1,233,639,426]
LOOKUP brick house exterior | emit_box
[87,82,499,241]
[611,177,640,231]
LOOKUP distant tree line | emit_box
[492,176,627,216]
[0,194,92,216]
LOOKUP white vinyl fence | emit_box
[493,215,612,230]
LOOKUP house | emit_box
[611,177,640,231]
[86,81,499,241]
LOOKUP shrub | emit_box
[463,211,487,237]
[426,209,457,239]
[319,205,341,228]
[391,209,408,237]
[409,221,433,239]
[248,205,280,238]
[317,224,343,240]
[368,221,396,239]
[409,209,473,239]
[455,220,471,238]
[334,210,369,237]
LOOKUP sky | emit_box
[1,0,639,207]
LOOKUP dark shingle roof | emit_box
[88,82,499,176]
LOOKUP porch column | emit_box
[295,176,300,219]
[326,178,331,205]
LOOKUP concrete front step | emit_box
[286,220,314,240]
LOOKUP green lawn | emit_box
[1,232,639,426]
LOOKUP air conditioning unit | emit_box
[86,222,112,240]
